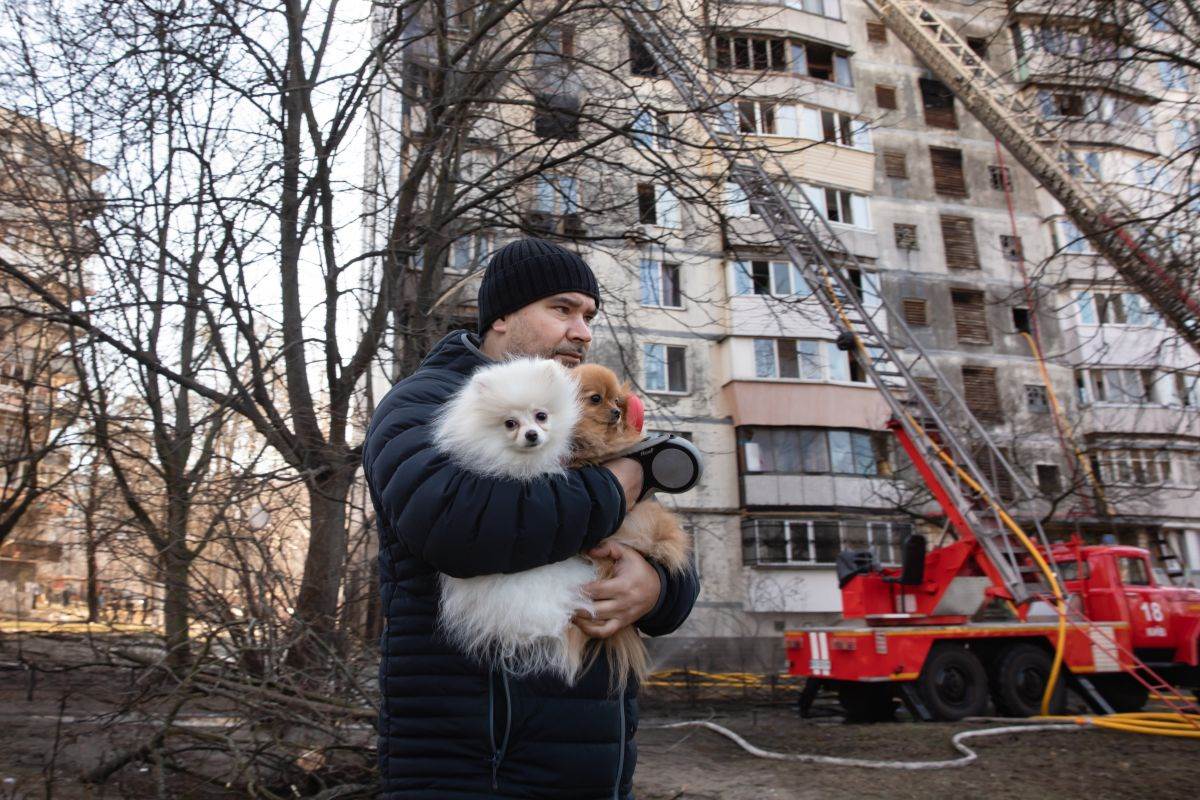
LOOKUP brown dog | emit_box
[569,364,692,692]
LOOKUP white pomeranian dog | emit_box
[431,357,597,683]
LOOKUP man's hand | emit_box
[572,541,661,639]
[603,457,643,509]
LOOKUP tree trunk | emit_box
[287,466,355,667]
[85,538,98,623]
[161,540,191,670]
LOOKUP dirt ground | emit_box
[633,700,1197,800]
[2,631,1197,799]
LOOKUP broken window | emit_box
[866,22,887,43]
[1012,307,1031,334]
[920,78,957,129]
[1000,234,1023,261]
[533,94,581,139]
[630,35,658,76]
[714,34,789,72]
[894,223,919,250]
[799,41,853,86]
[1025,384,1050,412]
[875,84,898,109]
[1036,464,1061,494]
[988,164,1011,191]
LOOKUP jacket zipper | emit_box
[491,667,512,791]
[611,687,627,800]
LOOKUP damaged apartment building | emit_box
[364,0,1200,671]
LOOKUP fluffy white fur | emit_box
[432,357,581,481]
[432,357,596,682]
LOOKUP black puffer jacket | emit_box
[363,331,699,799]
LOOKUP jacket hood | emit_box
[417,330,493,377]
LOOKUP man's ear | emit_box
[490,314,508,335]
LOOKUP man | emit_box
[364,238,699,799]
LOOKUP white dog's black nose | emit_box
[524,430,539,444]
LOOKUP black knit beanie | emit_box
[476,238,601,335]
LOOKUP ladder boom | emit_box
[620,5,1059,605]
[865,0,1200,350]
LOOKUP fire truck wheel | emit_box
[837,682,897,722]
[1090,674,1149,713]
[916,645,988,721]
[991,644,1065,717]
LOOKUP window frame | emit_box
[643,342,688,394]
[749,338,865,385]
[742,517,910,567]
[640,258,683,308]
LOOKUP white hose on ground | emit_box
[650,720,1083,770]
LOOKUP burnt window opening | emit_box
[1026,384,1050,413]
[804,42,839,81]
[866,22,888,43]
[875,84,898,109]
[894,223,919,250]
[637,183,657,224]
[920,78,957,129]
[1036,464,1061,494]
[630,35,658,76]
[714,34,788,71]
[1012,306,1032,334]
[988,164,1011,191]
[1000,234,1024,261]
[533,94,581,139]
[1053,92,1086,117]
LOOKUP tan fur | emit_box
[570,364,693,693]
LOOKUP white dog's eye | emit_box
[535,411,548,423]
[504,419,517,430]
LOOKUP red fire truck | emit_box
[788,535,1200,721]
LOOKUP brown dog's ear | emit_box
[619,380,632,397]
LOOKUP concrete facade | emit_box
[367,0,1200,672]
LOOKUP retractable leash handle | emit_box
[620,393,703,499]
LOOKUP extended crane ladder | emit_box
[618,5,1059,605]
[862,0,1200,717]
[864,0,1200,351]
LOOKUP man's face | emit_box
[489,292,597,368]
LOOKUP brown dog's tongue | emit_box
[625,393,645,433]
